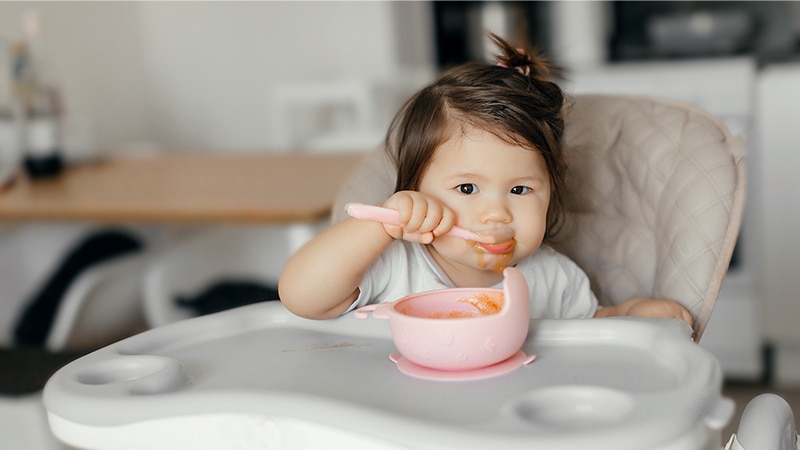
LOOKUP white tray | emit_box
[44,302,733,450]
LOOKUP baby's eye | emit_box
[457,184,478,195]
[510,186,532,195]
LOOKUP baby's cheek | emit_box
[516,227,547,256]
[511,241,540,262]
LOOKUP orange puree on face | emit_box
[470,240,515,273]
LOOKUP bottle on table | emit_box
[12,10,63,179]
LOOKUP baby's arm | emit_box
[279,191,455,319]
[594,298,694,328]
[279,217,393,319]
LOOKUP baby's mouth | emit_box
[475,240,515,255]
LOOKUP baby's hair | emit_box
[385,32,567,238]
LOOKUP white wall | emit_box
[755,62,800,386]
[758,65,800,342]
[136,1,419,151]
[0,2,152,159]
[0,1,435,346]
[0,1,435,155]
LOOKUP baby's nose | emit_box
[480,201,512,223]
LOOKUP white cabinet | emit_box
[757,63,800,385]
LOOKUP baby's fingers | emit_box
[679,307,694,328]
[390,192,426,231]
[432,208,456,237]
[384,191,451,242]
[408,205,454,244]
[393,194,441,234]
[402,202,442,244]
[402,229,437,244]
[415,201,447,234]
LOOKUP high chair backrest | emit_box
[331,94,746,341]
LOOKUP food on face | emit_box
[470,239,515,273]
[476,240,515,255]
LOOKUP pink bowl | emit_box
[355,267,530,371]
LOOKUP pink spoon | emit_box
[345,203,514,244]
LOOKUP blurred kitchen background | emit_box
[1,1,800,448]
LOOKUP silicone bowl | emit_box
[355,267,530,371]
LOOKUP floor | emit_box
[1,347,798,449]
[0,347,87,450]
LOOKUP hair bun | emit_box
[489,32,556,81]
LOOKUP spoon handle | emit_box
[344,203,478,240]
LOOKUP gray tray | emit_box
[44,302,733,450]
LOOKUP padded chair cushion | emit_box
[331,95,745,340]
[549,95,745,340]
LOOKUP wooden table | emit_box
[0,152,365,224]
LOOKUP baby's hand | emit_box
[595,297,694,331]
[620,298,695,328]
[382,191,456,244]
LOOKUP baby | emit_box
[279,33,693,328]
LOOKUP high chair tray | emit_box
[44,302,732,450]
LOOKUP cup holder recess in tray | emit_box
[76,355,189,395]
[510,386,635,428]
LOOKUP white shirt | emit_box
[350,241,598,319]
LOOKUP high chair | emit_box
[141,224,296,327]
[42,95,797,449]
[333,94,745,341]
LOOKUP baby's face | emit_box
[418,126,550,281]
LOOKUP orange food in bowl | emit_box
[461,292,503,314]
[427,292,504,319]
